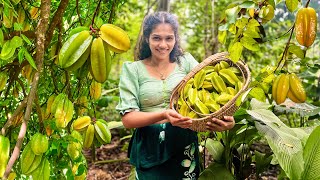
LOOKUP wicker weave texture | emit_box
[169,52,251,132]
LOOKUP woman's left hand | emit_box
[206,116,235,132]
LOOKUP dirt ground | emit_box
[85,132,279,180]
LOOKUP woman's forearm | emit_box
[122,111,166,128]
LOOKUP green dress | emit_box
[116,53,200,180]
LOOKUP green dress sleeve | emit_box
[115,61,140,115]
[179,52,199,73]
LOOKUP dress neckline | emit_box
[139,60,177,81]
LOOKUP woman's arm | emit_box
[122,109,192,129]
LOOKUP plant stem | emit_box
[91,0,103,27]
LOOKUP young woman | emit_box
[116,11,235,180]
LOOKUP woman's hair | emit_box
[136,11,183,63]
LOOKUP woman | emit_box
[116,11,235,180]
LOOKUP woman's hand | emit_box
[163,109,192,129]
[206,116,235,132]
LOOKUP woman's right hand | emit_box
[163,109,192,129]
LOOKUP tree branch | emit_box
[45,0,69,48]
[3,0,52,178]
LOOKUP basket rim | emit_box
[169,52,251,121]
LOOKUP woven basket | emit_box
[169,52,251,132]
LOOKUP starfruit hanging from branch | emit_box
[295,7,317,48]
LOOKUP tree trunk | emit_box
[157,0,170,12]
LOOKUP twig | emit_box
[274,25,295,72]
[108,0,117,23]
[45,0,69,48]
[76,0,82,25]
[91,0,103,27]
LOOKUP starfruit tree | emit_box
[0,0,131,179]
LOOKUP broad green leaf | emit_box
[232,128,259,147]
[243,28,261,38]
[228,42,243,62]
[23,47,37,70]
[235,17,248,28]
[240,36,260,51]
[228,24,236,34]
[218,23,229,31]
[250,98,271,110]
[21,34,32,45]
[0,41,15,61]
[249,87,266,102]
[301,126,320,180]
[285,0,299,12]
[247,19,260,27]
[247,109,305,179]
[267,0,276,8]
[218,30,227,44]
[288,44,305,59]
[239,1,255,8]
[11,36,23,48]
[205,138,224,162]
[198,163,234,180]
[274,101,320,117]
[225,6,239,24]
[255,151,273,176]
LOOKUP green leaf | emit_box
[205,138,224,162]
[285,0,299,12]
[235,17,248,28]
[247,19,260,27]
[23,47,37,70]
[11,36,23,48]
[199,163,234,180]
[255,151,273,176]
[267,0,276,8]
[239,1,255,8]
[243,28,261,38]
[250,98,271,110]
[247,109,306,179]
[228,24,236,34]
[18,48,25,64]
[218,23,229,31]
[288,44,305,59]
[13,22,23,31]
[249,87,266,102]
[0,29,4,47]
[240,36,260,51]
[218,30,227,44]
[21,34,32,45]
[301,126,320,180]
[225,6,239,24]
[228,42,243,63]
[0,41,15,61]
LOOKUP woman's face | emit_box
[148,23,176,60]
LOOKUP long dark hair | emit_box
[136,11,183,63]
